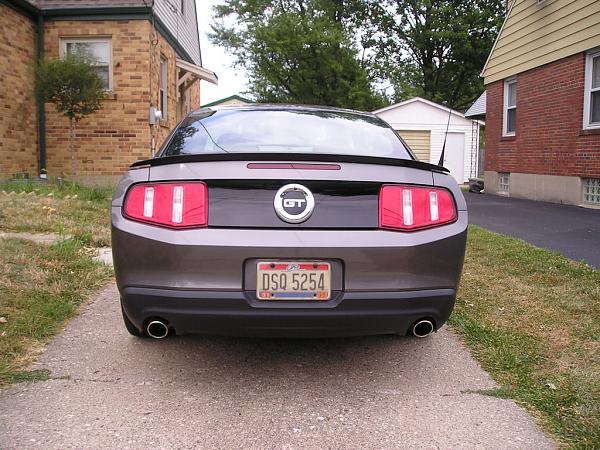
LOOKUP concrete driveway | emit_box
[466,192,600,268]
[0,284,554,449]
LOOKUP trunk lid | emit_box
[146,155,440,229]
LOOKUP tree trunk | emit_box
[69,117,76,177]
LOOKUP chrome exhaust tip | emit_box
[146,320,169,339]
[411,319,434,338]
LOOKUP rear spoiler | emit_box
[130,153,450,173]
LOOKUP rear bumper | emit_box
[121,287,456,338]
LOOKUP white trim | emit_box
[503,77,517,136]
[373,97,466,119]
[59,37,113,92]
[175,58,218,85]
[583,50,600,130]
[481,0,518,78]
[159,55,168,121]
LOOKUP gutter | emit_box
[36,13,46,177]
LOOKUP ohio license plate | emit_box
[256,261,331,300]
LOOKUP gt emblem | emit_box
[283,198,306,208]
[274,184,315,224]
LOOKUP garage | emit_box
[374,97,483,184]
[396,130,430,162]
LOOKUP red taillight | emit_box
[123,182,207,228]
[379,185,456,231]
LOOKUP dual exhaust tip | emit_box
[145,318,434,339]
[411,319,435,338]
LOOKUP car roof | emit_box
[188,103,378,120]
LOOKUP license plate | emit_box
[256,261,331,300]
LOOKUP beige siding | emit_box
[153,0,201,65]
[397,130,431,162]
[483,0,600,84]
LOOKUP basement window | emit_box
[583,179,600,205]
[60,37,112,91]
[499,173,510,193]
[503,78,517,136]
[584,51,600,129]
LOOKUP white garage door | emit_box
[396,130,430,163]
[443,132,465,183]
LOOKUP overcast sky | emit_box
[195,0,249,104]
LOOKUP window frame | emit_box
[499,173,510,194]
[503,77,517,137]
[159,55,168,121]
[583,50,600,130]
[582,178,600,206]
[59,37,113,92]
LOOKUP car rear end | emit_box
[111,105,467,338]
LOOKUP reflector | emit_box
[123,182,207,228]
[379,185,456,231]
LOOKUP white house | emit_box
[373,97,483,184]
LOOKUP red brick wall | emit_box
[485,53,600,178]
[0,4,38,177]
[0,14,204,181]
[43,20,154,178]
[43,20,202,179]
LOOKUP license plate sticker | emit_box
[256,261,331,301]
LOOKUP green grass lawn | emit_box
[0,179,112,247]
[0,237,112,384]
[0,180,113,384]
[453,225,600,448]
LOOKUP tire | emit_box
[121,303,143,337]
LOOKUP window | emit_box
[159,56,168,120]
[583,179,600,205]
[60,38,112,91]
[180,0,185,15]
[503,78,517,136]
[499,173,510,193]
[160,109,412,160]
[584,51,600,129]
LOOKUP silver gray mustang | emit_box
[111,104,467,339]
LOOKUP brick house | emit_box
[481,0,600,208]
[0,0,217,184]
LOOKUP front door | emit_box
[443,132,465,183]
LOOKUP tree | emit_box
[35,55,105,176]
[210,0,388,110]
[366,0,505,111]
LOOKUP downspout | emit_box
[36,13,46,178]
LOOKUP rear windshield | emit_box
[159,109,413,160]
